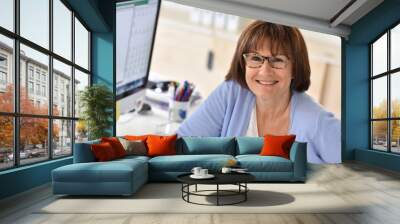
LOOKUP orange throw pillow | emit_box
[101,137,127,158]
[260,134,296,159]
[124,135,152,141]
[91,142,117,161]
[146,134,177,157]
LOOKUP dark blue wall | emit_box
[0,0,115,200]
[343,0,400,171]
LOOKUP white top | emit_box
[245,105,259,137]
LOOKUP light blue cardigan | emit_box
[177,80,341,164]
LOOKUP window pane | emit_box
[75,120,88,143]
[391,24,400,70]
[74,69,89,118]
[0,34,14,112]
[391,120,400,153]
[391,72,400,118]
[20,44,49,115]
[372,33,387,76]
[74,18,89,70]
[372,77,387,119]
[0,0,14,31]
[0,116,13,170]
[20,0,49,49]
[53,119,72,158]
[372,121,387,151]
[53,59,72,117]
[20,117,49,165]
[53,0,72,60]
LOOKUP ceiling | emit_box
[167,0,384,38]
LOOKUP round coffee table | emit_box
[177,173,255,206]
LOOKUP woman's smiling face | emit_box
[244,38,293,100]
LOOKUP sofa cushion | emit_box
[73,139,100,163]
[147,134,177,157]
[118,138,147,156]
[260,134,296,159]
[236,137,263,155]
[177,137,236,155]
[91,142,118,161]
[148,154,235,172]
[101,137,127,158]
[236,155,293,172]
[52,159,147,183]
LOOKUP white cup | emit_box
[191,167,202,176]
[200,169,208,176]
[221,167,232,174]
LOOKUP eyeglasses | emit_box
[243,53,289,69]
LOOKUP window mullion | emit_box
[71,10,76,155]
[49,0,53,160]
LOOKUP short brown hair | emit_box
[225,21,310,92]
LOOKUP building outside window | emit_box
[0,0,91,170]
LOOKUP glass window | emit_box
[42,85,46,96]
[391,72,400,118]
[53,59,72,116]
[53,0,72,60]
[75,120,88,143]
[74,17,89,70]
[20,0,49,49]
[20,44,49,115]
[0,34,14,113]
[391,24,400,70]
[0,0,14,32]
[372,121,388,151]
[0,116,13,170]
[36,83,40,95]
[28,81,34,94]
[74,69,89,118]
[19,117,49,165]
[53,119,72,158]
[372,77,387,119]
[372,34,387,76]
[28,67,34,79]
[391,120,400,153]
[0,55,7,67]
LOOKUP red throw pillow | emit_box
[146,134,177,157]
[260,134,296,159]
[101,137,126,158]
[91,142,117,161]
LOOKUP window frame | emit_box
[0,0,92,171]
[370,20,400,154]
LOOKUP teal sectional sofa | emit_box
[52,137,307,196]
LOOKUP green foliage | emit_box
[79,84,114,140]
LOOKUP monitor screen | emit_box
[116,0,160,100]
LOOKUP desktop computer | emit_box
[116,0,160,116]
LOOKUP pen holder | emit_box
[168,99,189,122]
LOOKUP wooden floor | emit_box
[1,162,400,224]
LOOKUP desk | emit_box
[116,97,201,136]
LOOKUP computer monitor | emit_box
[116,0,160,115]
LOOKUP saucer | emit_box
[190,174,215,179]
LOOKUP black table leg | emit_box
[245,183,247,201]
[217,184,219,206]
[195,184,197,192]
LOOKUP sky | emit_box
[0,0,89,74]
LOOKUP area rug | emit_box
[37,183,362,214]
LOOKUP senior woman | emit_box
[177,21,341,164]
